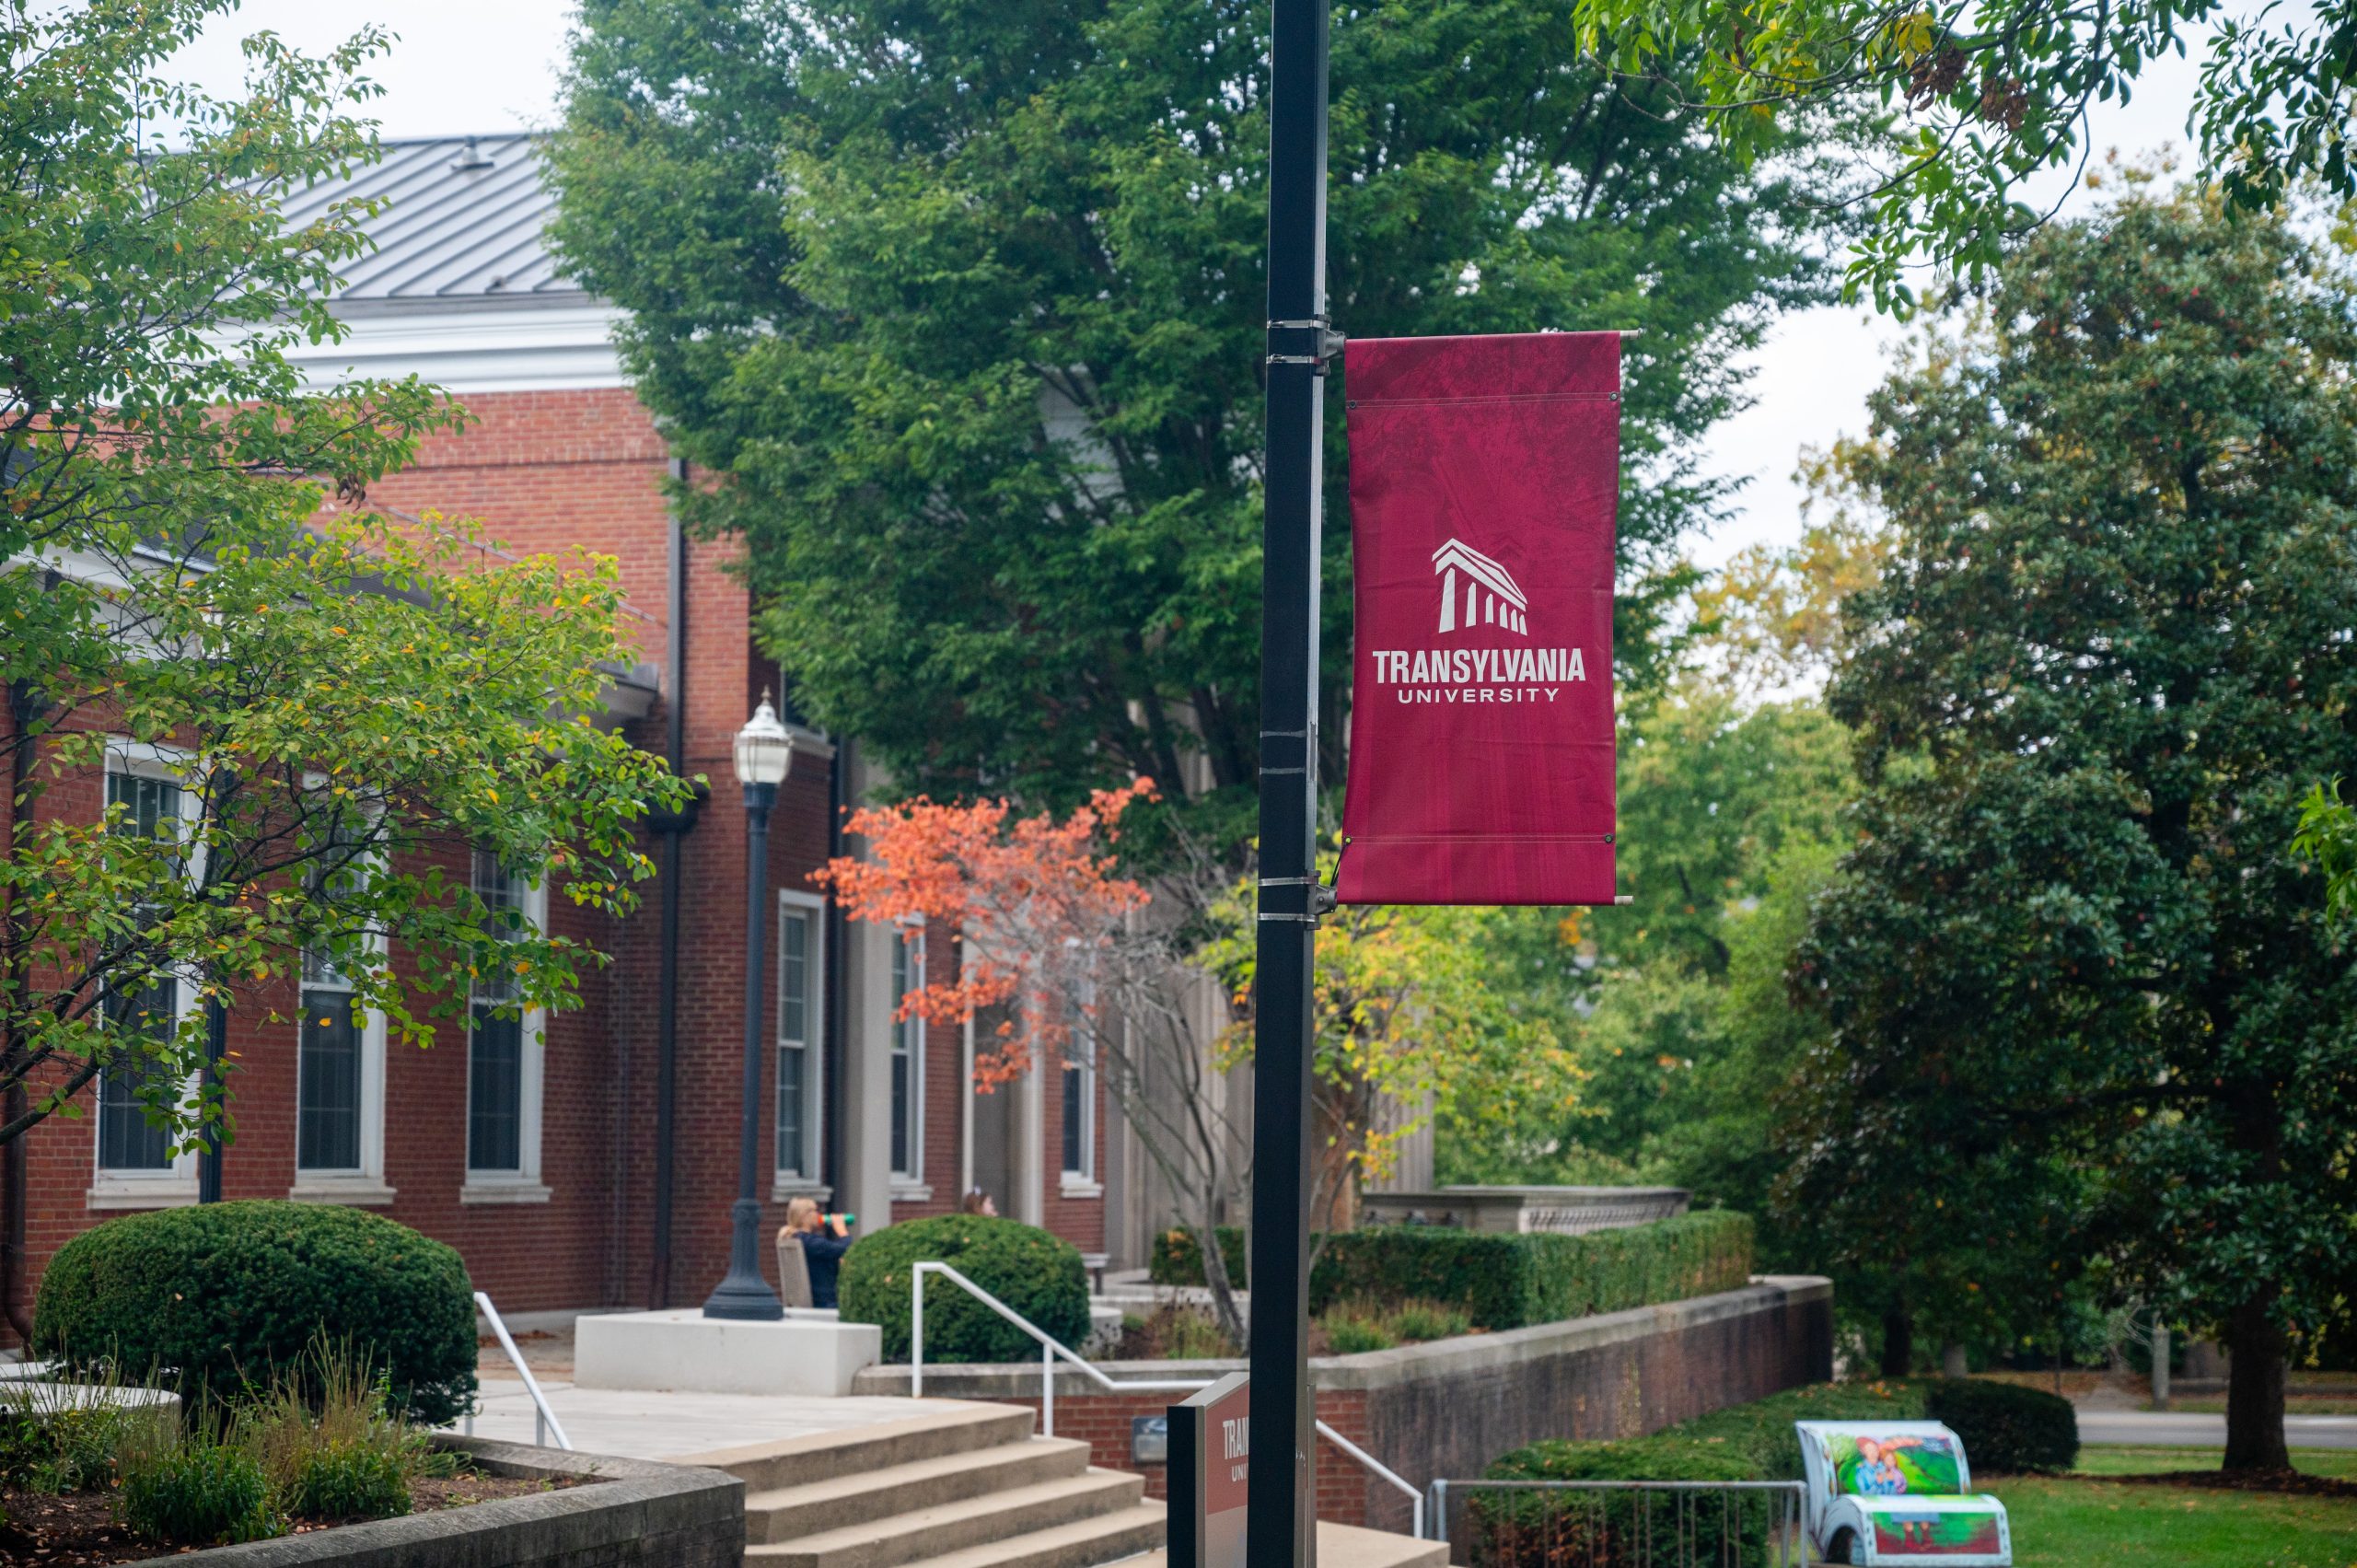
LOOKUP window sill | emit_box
[87,1181,198,1212]
[771,1179,834,1204]
[1059,1178,1105,1200]
[889,1181,932,1203]
[459,1179,552,1206]
[287,1179,398,1208]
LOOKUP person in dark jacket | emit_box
[782,1197,853,1309]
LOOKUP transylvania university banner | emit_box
[1335,331,1620,906]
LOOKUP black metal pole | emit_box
[651,463,692,1307]
[703,780,784,1319]
[197,990,226,1203]
[1251,0,1330,1560]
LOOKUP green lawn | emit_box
[1976,1449,2357,1568]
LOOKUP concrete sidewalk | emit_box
[453,1376,950,1462]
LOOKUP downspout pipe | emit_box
[648,459,703,1307]
[2,668,42,1341]
[823,740,845,1199]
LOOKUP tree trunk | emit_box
[2222,1297,2289,1471]
[1879,1300,1914,1377]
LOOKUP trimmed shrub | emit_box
[1313,1212,1756,1330]
[119,1437,276,1546]
[1149,1225,1249,1289]
[1657,1378,1926,1479]
[32,1202,477,1426]
[1922,1377,2078,1474]
[839,1214,1089,1363]
[1476,1438,1767,1567]
[1151,1212,1756,1330]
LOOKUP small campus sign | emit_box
[1336,331,1622,906]
[1167,1373,1249,1568]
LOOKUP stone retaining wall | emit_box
[855,1273,1833,1532]
[134,1437,744,1568]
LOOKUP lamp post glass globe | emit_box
[734,691,794,791]
[704,690,793,1321]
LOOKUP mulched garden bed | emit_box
[0,1469,586,1565]
[2093,1468,2357,1499]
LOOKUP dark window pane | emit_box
[889,1054,909,1175]
[298,992,363,1171]
[780,914,807,1043]
[99,977,176,1171]
[777,1045,805,1174]
[469,1005,523,1172]
[1062,1066,1085,1175]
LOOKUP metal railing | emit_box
[910,1260,1423,1536]
[463,1291,572,1451]
[1426,1478,1805,1564]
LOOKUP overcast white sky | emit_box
[170,1,2253,568]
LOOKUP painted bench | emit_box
[1795,1421,2012,1566]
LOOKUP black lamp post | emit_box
[703,690,793,1321]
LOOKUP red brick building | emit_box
[0,134,1123,1334]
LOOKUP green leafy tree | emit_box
[1793,184,2357,1469]
[1572,0,2357,305]
[549,0,1850,808]
[0,1,687,1153]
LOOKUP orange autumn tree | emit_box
[815,779,1260,1347]
[818,780,1155,1086]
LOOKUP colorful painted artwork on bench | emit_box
[1795,1422,2012,1566]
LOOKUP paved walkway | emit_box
[2079,1410,2357,1450]
[451,1376,942,1462]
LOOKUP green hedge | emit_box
[1922,1377,2078,1474]
[1152,1213,1756,1331]
[1476,1438,1770,1567]
[838,1214,1089,1364]
[1150,1225,1250,1290]
[1483,1373,2078,1535]
[32,1202,476,1426]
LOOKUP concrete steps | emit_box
[696,1400,1167,1568]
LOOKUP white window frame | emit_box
[772,888,828,1197]
[289,783,392,1205]
[459,852,549,1205]
[89,739,201,1208]
[888,919,926,1191]
[1059,964,1102,1196]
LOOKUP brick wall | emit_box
[0,382,1118,1334]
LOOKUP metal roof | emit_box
[279,134,583,308]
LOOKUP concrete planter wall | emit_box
[129,1437,743,1568]
[857,1274,1834,1533]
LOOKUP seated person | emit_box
[781,1197,853,1309]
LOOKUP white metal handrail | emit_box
[466,1291,572,1451]
[909,1260,1422,1536]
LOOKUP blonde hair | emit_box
[785,1196,820,1231]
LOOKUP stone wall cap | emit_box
[850,1276,1834,1399]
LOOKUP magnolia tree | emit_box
[820,784,1582,1350]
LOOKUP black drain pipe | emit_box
[648,459,701,1307]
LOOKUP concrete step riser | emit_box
[759,1470,1147,1568]
[749,1503,1167,1568]
[720,1408,1039,1493]
[749,1440,1092,1543]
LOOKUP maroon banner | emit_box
[1335,331,1619,906]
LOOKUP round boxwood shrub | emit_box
[1922,1376,2079,1474]
[839,1214,1088,1363]
[32,1202,476,1426]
